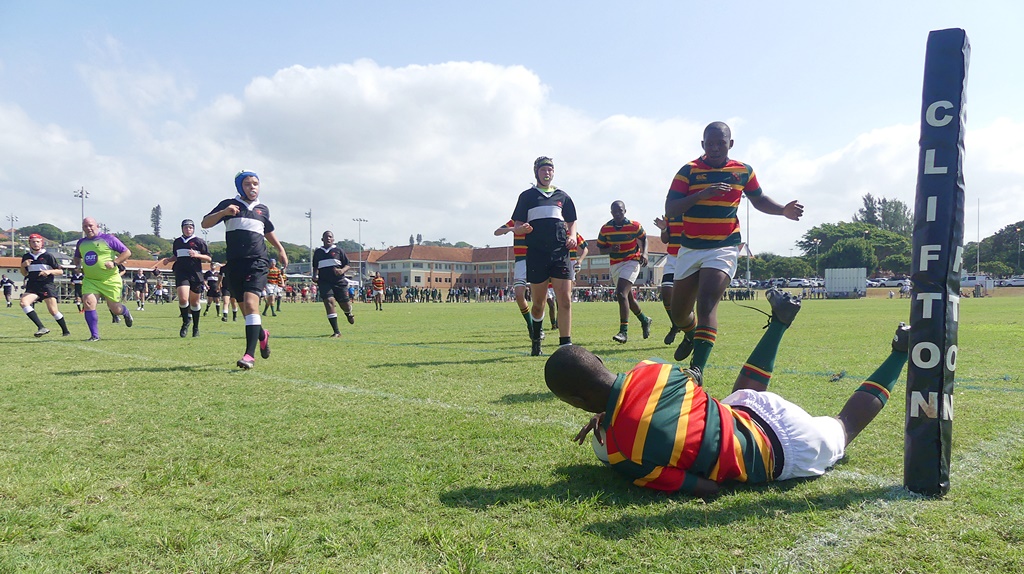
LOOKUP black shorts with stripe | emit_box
[226,258,269,299]
[26,283,59,300]
[318,281,350,303]
[174,269,206,294]
[526,247,572,284]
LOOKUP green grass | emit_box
[0,295,1022,573]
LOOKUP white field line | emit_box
[756,428,1024,573]
[59,336,1023,568]
[57,341,582,431]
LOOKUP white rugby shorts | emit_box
[673,245,740,281]
[611,259,641,284]
[721,389,846,481]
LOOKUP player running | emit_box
[596,200,653,344]
[312,230,355,337]
[19,234,71,337]
[159,219,212,338]
[202,170,288,369]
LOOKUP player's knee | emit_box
[614,291,627,303]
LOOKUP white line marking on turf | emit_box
[54,341,584,431]
[760,428,1024,573]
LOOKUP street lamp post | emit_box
[1017,227,1021,273]
[73,187,89,228]
[305,210,313,275]
[812,238,821,274]
[6,213,18,255]
[353,217,367,285]
[744,200,751,287]
[863,229,872,274]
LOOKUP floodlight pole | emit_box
[305,210,313,275]
[1016,227,1020,273]
[353,217,367,285]
[745,200,751,286]
[73,187,89,232]
[6,213,18,254]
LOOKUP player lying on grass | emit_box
[545,288,909,498]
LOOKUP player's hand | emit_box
[223,205,240,217]
[565,235,578,250]
[654,216,667,230]
[892,322,910,353]
[573,412,605,445]
[700,183,731,199]
[639,255,648,267]
[104,261,115,269]
[783,200,804,221]
[513,222,533,235]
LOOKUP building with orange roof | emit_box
[357,237,669,289]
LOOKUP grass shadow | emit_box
[369,354,521,368]
[493,391,553,405]
[70,364,222,375]
[441,463,901,537]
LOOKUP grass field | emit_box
[0,293,1022,573]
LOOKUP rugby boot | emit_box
[674,330,695,362]
[766,288,802,326]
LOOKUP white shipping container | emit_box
[825,268,867,297]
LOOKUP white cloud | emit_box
[77,35,196,135]
[2,59,1022,258]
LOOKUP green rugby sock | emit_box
[856,351,909,405]
[690,325,717,371]
[739,320,788,387]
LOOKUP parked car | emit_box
[787,278,811,288]
[961,274,992,288]
[1001,276,1024,287]
[881,277,910,288]
[866,278,882,288]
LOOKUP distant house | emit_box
[351,237,668,288]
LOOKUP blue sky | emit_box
[2,0,1021,257]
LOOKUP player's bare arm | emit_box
[665,183,731,218]
[565,221,578,250]
[749,194,804,221]
[265,231,288,268]
[512,221,533,234]
[109,247,130,268]
[202,204,239,229]
[654,215,670,237]
[573,412,605,445]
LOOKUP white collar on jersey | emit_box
[234,194,263,209]
[29,248,47,257]
[178,235,195,242]
[533,185,559,197]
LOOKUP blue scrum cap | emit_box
[181,219,194,227]
[234,170,259,195]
